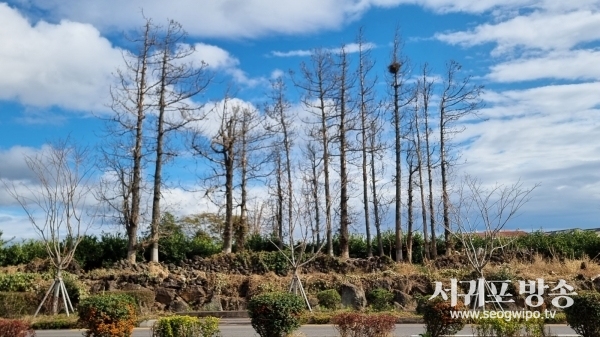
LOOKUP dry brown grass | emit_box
[484,254,600,281]
[147,262,169,279]
[244,272,289,298]
[392,262,422,276]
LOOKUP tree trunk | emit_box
[369,121,384,257]
[406,160,414,264]
[337,48,350,260]
[52,269,62,315]
[414,95,430,261]
[223,147,234,253]
[357,32,373,258]
[392,70,403,262]
[276,152,284,249]
[150,46,168,263]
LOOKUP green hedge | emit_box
[108,290,155,314]
[514,230,600,259]
[151,316,220,337]
[0,292,38,318]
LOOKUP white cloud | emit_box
[271,42,377,58]
[271,50,313,58]
[0,4,257,112]
[15,0,584,41]
[0,145,42,182]
[270,69,285,80]
[11,0,600,42]
[436,10,600,55]
[488,50,600,82]
[455,83,600,218]
[184,43,263,87]
[191,43,239,69]
[0,3,122,111]
[14,0,367,38]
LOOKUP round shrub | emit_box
[78,293,138,337]
[564,292,600,337]
[317,289,341,310]
[247,291,305,337]
[421,298,465,337]
[367,288,394,312]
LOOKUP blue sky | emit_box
[0,0,599,240]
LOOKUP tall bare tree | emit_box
[419,64,438,259]
[368,117,386,256]
[3,140,96,315]
[191,96,240,253]
[265,78,296,253]
[439,60,483,255]
[99,18,156,264]
[148,20,211,262]
[235,106,269,251]
[301,141,323,249]
[387,31,411,262]
[293,49,337,256]
[410,75,431,260]
[333,46,355,260]
[271,144,285,248]
[405,138,418,263]
[356,29,378,258]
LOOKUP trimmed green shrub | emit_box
[78,293,138,337]
[475,316,548,337]
[317,289,341,310]
[421,298,465,337]
[332,312,396,337]
[300,311,332,324]
[474,316,522,337]
[108,290,155,314]
[564,292,600,337]
[367,288,394,312]
[0,272,39,292]
[0,318,35,337]
[31,315,78,330]
[247,291,305,337]
[0,292,38,318]
[151,315,220,337]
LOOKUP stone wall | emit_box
[84,254,428,312]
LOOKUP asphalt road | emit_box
[34,324,581,337]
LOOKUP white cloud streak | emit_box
[436,10,600,55]
[488,50,600,82]
[271,42,377,58]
